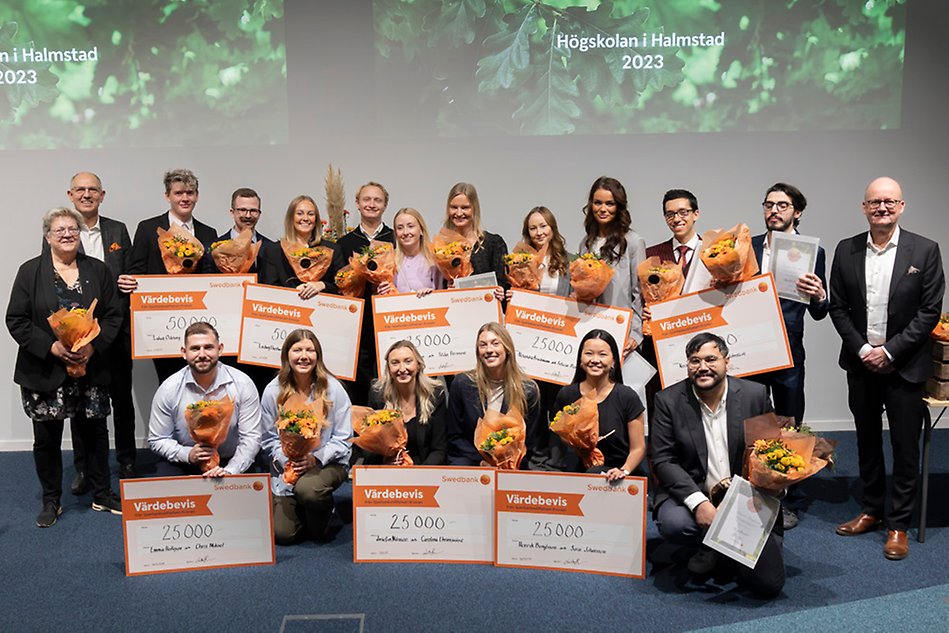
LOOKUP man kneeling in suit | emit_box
[651,332,784,598]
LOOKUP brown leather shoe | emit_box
[884,530,909,560]
[835,513,882,536]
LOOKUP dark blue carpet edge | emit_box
[0,430,947,633]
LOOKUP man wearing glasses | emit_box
[651,332,783,598]
[830,177,944,561]
[749,183,828,530]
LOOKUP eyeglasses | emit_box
[71,186,102,195]
[50,227,80,236]
[863,199,902,210]
[663,209,694,221]
[687,355,724,368]
[233,207,261,215]
[762,201,792,211]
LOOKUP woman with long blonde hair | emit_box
[259,329,352,544]
[269,195,346,299]
[442,182,507,301]
[377,208,443,297]
[364,340,447,465]
[446,322,542,466]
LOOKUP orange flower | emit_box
[109,242,122,252]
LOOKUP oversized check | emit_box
[495,471,647,578]
[131,274,254,358]
[121,474,274,576]
[504,289,632,385]
[372,288,502,376]
[352,466,495,564]
[650,274,792,388]
[237,283,364,381]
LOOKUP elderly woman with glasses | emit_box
[5,207,124,528]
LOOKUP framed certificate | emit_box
[352,466,496,564]
[770,232,820,304]
[372,288,502,376]
[504,289,632,385]
[121,474,275,576]
[236,283,364,381]
[703,476,780,569]
[495,471,647,578]
[650,274,793,388]
[131,274,255,358]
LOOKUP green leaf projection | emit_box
[373,0,906,137]
[0,0,287,149]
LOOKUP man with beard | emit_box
[651,332,783,598]
[147,322,261,477]
[749,183,829,529]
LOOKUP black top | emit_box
[553,383,644,470]
[266,239,346,295]
[469,231,509,290]
[364,385,448,465]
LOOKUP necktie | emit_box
[677,245,690,271]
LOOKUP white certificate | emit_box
[121,474,274,576]
[372,288,502,376]
[770,232,820,304]
[504,289,632,385]
[703,476,780,569]
[237,283,364,381]
[131,274,255,358]
[650,274,792,388]
[452,272,499,289]
[495,471,647,578]
[352,466,496,564]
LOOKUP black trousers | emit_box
[846,369,925,531]
[35,416,110,504]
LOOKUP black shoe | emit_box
[92,490,123,515]
[70,471,89,495]
[36,501,62,528]
[782,507,800,530]
[118,463,140,479]
[687,548,720,575]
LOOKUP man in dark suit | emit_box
[830,176,944,560]
[56,173,140,488]
[651,332,783,598]
[749,183,829,529]
[127,169,218,382]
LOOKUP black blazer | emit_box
[829,229,944,383]
[365,386,448,465]
[650,376,773,511]
[128,212,218,275]
[214,228,276,281]
[6,252,123,391]
[752,233,829,358]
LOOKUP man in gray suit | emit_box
[651,332,783,598]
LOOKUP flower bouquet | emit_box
[699,224,758,285]
[184,396,235,472]
[549,396,604,468]
[350,406,414,465]
[504,241,542,291]
[279,239,334,284]
[637,256,685,337]
[276,393,327,485]
[335,264,366,298]
[350,241,397,289]
[932,313,949,342]
[47,298,101,378]
[210,228,262,274]
[474,408,526,470]
[156,225,204,274]
[569,252,614,303]
[743,412,835,493]
[431,228,473,281]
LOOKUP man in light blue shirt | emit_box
[148,322,261,476]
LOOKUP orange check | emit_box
[372,288,502,376]
[650,273,792,387]
[504,289,632,385]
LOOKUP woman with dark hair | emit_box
[442,182,508,301]
[364,340,447,465]
[6,207,124,527]
[578,177,647,357]
[553,329,645,481]
[259,328,352,544]
[268,195,346,298]
[447,322,541,466]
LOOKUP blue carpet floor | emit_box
[1,430,947,632]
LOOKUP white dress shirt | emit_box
[683,382,731,512]
[671,234,701,269]
[537,253,561,294]
[860,225,900,358]
[79,217,105,261]
[168,211,194,235]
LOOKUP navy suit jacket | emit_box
[129,213,218,275]
[829,229,944,383]
[650,376,773,511]
[752,233,829,360]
